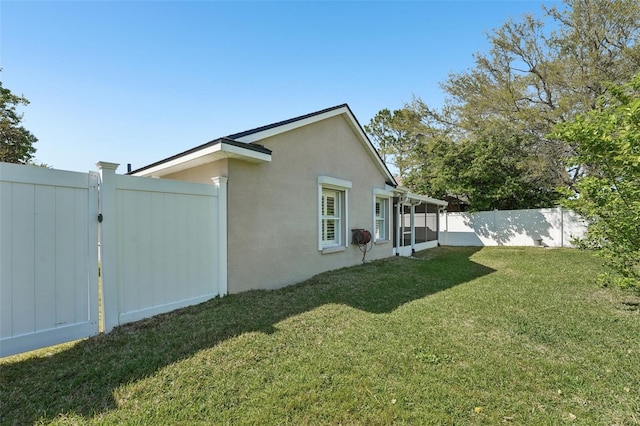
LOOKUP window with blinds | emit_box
[318,176,351,252]
[321,189,341,246]
[374,197,387,240]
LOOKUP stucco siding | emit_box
[164,160,229,183]
[157,115,395,293]
[225,115,393,292]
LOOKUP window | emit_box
[318,176,351,251]
[374,197,387,241]
[373,188,393,243]
[321,189,340,246]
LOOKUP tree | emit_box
[1,79,38,164]
[407,0,640,202]
[402,135,458,202]
[405,132,561,211]
[364,108,424,178]
[552,73,640,289]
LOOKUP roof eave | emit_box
[394,186,448,206]
[130,139,271,177]
[232,104,397,186]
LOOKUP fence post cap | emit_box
[96,162,120,171]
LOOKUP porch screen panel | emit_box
[414,204,427,244]
[402,205,412,246]
[426,203,439,241]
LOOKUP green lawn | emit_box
[2,247,639,425]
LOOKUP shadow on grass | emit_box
[0,247,493,424]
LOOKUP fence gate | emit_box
[0,163,100,358]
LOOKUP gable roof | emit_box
[129,138,272,177]
[130,104,396,186]
[226,104,350,141]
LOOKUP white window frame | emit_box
[373,188,393,243]
[318,176,352,252]
[374,197,387,241]
[321,188,341,247]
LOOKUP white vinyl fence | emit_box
[0,162,227,357]
[440,208,588,247]
[0,164,100,357]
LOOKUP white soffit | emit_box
[133,142,271,177]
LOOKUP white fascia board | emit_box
[393,186,448,206]
[133,142,271,177]
[234,107,350,144]
[132,144,225,177]
[407,192,448,206]
[235,106,396,185]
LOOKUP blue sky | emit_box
[1,0,554,172]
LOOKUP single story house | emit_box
[130,104,447,293]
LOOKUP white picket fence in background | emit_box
[0,162,227,357]
[440,208,588,247]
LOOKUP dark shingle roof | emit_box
[226,104,349,140]
[128,103,396,186]
[128,138,271,175]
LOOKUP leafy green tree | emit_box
[405,132,560,211]
[1,79,38,164]
[553,74,640,289]
[407,0,640,204]
[403,136,458,201]
[364,108,425,178]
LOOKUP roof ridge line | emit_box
[226,103,349,140]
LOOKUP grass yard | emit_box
[1,247,639,425]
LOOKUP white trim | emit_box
[235,108,348,143]
[133,105,395,184]
[235,106,395,185]
[410,204,416,249]
[318,175,352,189]
[321,246,346,255]
[373,192,391,243]
[373,187,394,197]
[212,176,228,297]
[320,188,341,247]
[395,198,401,252]
[318,176,351,251]
[133,142,271,177]
[394,186,448,206]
